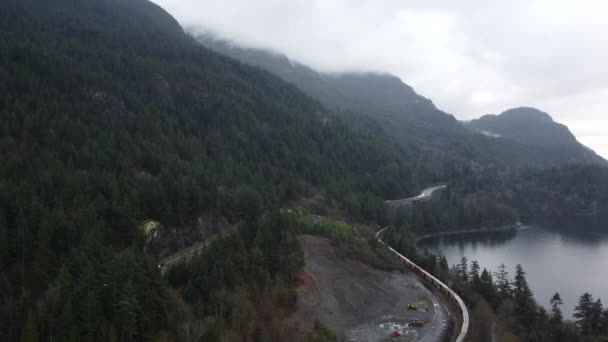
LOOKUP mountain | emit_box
[198,35,466,139]
[0,0,419,340]
[467,107,607,166]
[197,35,606,170]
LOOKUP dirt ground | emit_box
[296,235,451,342]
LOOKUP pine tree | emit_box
[439,256,449,273]
[437,255,449,281]
[469,260,481,289]
[590,299,603,336]
[116,279,140,341]
[479,268,496,303]
[549,292,563,338]
[574,292,593,337]
[83,291,99,342]
[513,264,535,332]
[494,263,511,299]
[458,257,468,283]
[600,309,608,335]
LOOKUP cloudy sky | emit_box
[154,0,608,158]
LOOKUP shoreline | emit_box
[519,212,596,217]
[415,223,519,244]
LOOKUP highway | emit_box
[384,184,447,207]
[377,185,469,342]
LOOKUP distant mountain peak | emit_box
[500,107,554,123]
[467,107,607,166]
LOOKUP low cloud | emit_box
[153,0,608,158]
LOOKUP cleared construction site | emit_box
[296,235,452,342]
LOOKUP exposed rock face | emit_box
[152,73,172,98]
[146,216,231,259]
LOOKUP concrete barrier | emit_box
[376,227,469,342]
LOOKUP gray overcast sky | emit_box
[154,0,608,158]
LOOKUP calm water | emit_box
[419,214,608,318]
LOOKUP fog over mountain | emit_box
[153,0,608,159]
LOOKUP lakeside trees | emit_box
[574,293,607,339]
[385,231,608,342]
[452,261,608,341]
[388,192,519,235]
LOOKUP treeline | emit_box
[507,165,608,215]
[388,190,518,236]
[452,259,608,342]
[445,163,608,216]
[384,231,608,342]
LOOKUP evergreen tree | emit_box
[494,263,511,299]
[116,279,140,341]
[439,256,449,274]
[458,257,468,283]
[83,291,99,342]
[513,264,535,332]
[549,292,564,338]
[479,268,496,303]
[600,309,608,335]
[574,292,594,337]
[590,299,603,336]
[470,260,481,289]
[534,306,550,341]
[437,255,449,281]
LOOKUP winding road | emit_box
[377,185,469,342]
[384,185,447,207]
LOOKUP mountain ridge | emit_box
[196,33,607,169]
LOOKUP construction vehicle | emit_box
[408,301,429,311]
[410,320,425,327]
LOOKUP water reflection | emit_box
[420,230,517,251]
[422,214,608,318]
[526,214,608,246]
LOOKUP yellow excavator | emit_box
[407,301,429,310]
[410,320,425,327]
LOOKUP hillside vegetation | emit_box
[0,0,416,340]
[3,0,608,341]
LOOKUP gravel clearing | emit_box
[296,235,451,342]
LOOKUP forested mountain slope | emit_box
[0,0,415,340]
[197,35,605,171]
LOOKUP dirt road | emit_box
[296,235,451,342]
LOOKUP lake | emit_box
[419,214,608,318]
